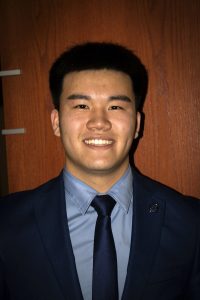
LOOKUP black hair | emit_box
[49,42,148,110]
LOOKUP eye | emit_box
[109,105,124,110]
[74,104,89,109]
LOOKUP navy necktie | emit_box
[91,195,118,300]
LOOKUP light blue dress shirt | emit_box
[63,166,133,300]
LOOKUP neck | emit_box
[65,164,129,193]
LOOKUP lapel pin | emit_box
[149,203,159,213]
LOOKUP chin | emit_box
[83,162,125,174]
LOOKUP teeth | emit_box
[85,139,113,145]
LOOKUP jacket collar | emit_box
[34,173,83,300]
[122,169,166,299]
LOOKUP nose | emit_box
[86,109,112,131]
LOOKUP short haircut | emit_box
[49,42,148,110]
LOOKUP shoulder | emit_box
[132,168,200,220]
[0,173,63,225]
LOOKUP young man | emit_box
[0,43,199,300]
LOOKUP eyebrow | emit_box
[109,95,132,102]
[67,94,91,100]
[67,94,132,102]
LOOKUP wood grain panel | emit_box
[0,0,199,197]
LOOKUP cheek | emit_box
[116,116,136,137]
[60,115,85,139]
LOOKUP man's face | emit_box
[51,69,140,182]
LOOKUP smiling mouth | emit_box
[84,139,113,146]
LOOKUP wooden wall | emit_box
[0,0,199,198]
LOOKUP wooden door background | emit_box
[0,0,200,198]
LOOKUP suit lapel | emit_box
[34,174,83,300]
[122,170,166,300]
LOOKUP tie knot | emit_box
[91,195,116,217]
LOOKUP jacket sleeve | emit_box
[0,256,10,300]
[185,202,200,299]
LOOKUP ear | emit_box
[134,112,141,139]
[51,109,61,137]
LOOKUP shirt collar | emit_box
[108,166,133,213]
[63,166,133,215]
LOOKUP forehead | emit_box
[62,69,134,94]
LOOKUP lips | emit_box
[84,138,114,146]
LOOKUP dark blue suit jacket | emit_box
[0,169,200,299]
